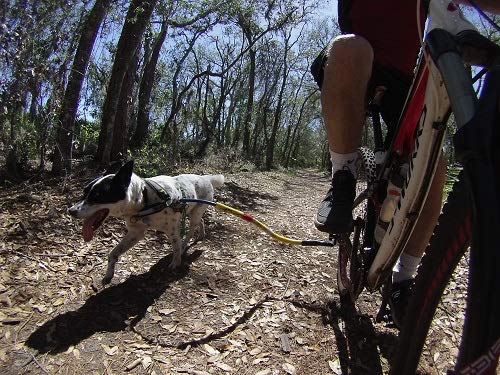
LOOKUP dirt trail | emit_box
[1,169,400,375]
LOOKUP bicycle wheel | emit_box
[336,147,376,301]
[391,171,500,374]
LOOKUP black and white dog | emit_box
[69,161,224,285]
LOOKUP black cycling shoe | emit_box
[315,169,356,233]
[389,278,415,329]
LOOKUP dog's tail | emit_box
[207,174,225,188]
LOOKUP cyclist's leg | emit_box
[390,156,446,327]
[321,34,372,154]
[315,34,373,233]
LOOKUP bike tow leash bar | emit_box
[179,198,335,248]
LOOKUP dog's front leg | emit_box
[103,231,144,285]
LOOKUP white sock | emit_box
[330,150,359,179]
[392,253,422,284]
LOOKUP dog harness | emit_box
[130,179,186,222]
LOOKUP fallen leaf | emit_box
[153,355,169,365]
[0,317,21,325]
[203,344,220,356]
[252,357,269,365]
[32,304,46,313]
[125,358,142,371]
[433,352,440,362]
[328,359,341,374]
[64,345,74,354]
[249,347,262,356]
[101,344,118,356]
[0,349,8,363]
[158,308,176,315]
[296,337,306,345]
[228,339,243,347]
[0,294,11,307]
[214,362,234,372]
[282,363,296,374]
[142,356,152,369]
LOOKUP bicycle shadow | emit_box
[24,250,203,354]
[323,298,398,375]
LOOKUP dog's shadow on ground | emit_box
[25,250,203,354]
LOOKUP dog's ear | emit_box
[112,160,134,187]
[104,161,123,176]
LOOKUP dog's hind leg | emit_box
[165,212,185,270]
[103,231,144,285]
[183,205,207,249]
[167,234,183,270]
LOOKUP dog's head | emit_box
[69,160,134,242]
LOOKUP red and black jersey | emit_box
[339,0,428,76]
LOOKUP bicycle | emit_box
[331,1,500,373]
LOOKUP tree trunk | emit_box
[265,36,290,170]
[111,48,139,160]
[160,31,201,142]
[52,0,112,175]
[285,90,316,167]
[96,0,157,167]
[131,20,168,150]
[223,79,243,147]
[195,76,212,159]
[237,12,256,157]
[241,47,255,157]
[6,106,22,181]
[251,69,279,166]
[280,71,306,163]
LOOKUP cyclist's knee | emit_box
[326,34,374,69]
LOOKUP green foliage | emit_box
[131,143,173,177]
[74,119,100,152]
[10,115,39,161]
[444,164,462,198]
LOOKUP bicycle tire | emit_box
[391,170,499,374]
